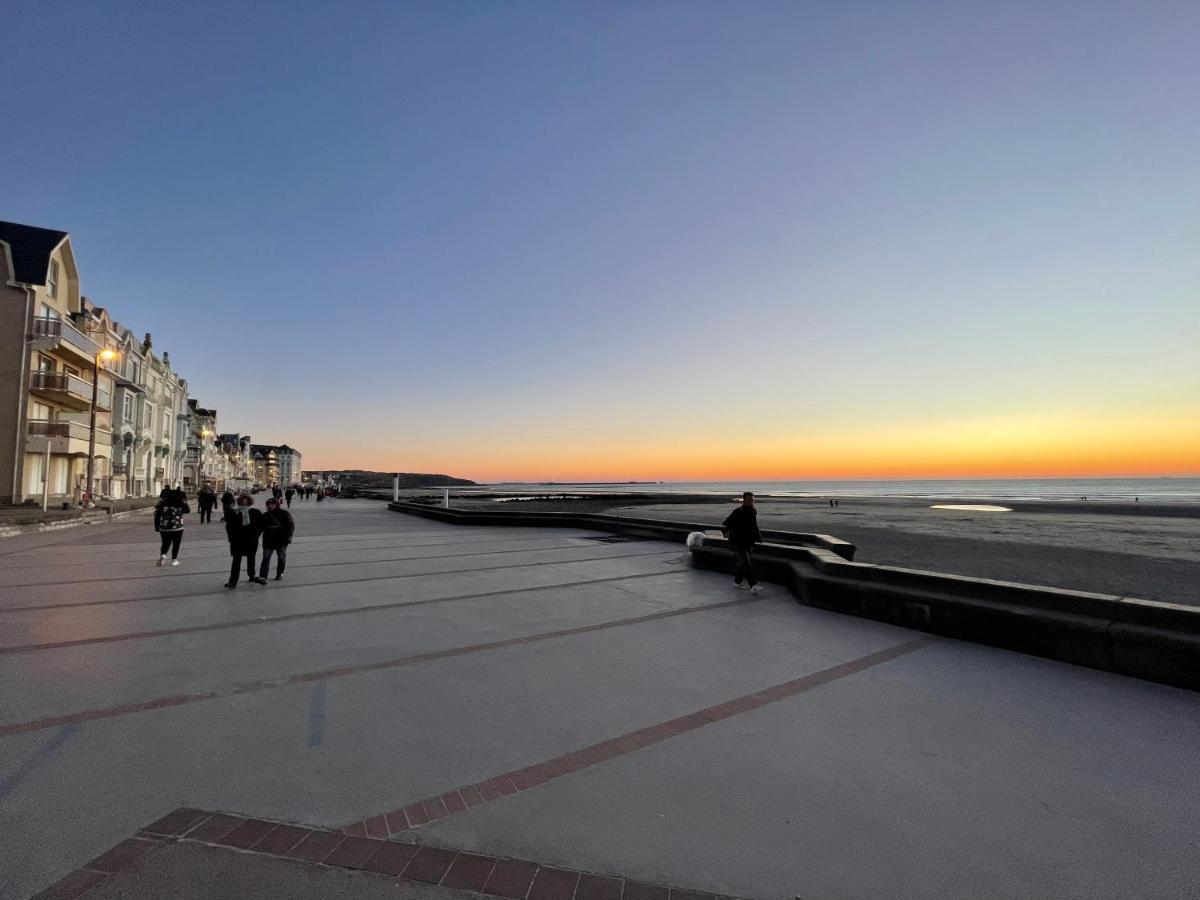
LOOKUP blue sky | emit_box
[4,1,1198,479]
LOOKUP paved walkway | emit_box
[1,499,1198,899]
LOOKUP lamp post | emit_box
[86,348,118,504]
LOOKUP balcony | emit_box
[30,316,103,366]
[112,461,128,476]
[29,372,112,412]
[26,420,112,456]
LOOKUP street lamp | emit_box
[86,348,119,504]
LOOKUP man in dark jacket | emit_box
[259,497,295,581]
[284,487,294,507]
[224,493,265,588]
[197,484,217,523]
[722,491,763,594]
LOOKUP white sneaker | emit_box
[750,585,762,595]
[171,560,180,567]
[157,555,166,567]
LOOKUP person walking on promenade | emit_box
[154,486,190,567]
[722,491,763,594]
[260,497,295,581]
[224,493,265,589]
[272,485,283,505]
[220,490,235,522]
[284,486,295,508]
[197,484,217,523]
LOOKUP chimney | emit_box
[143,332,152,350]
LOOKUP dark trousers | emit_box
[732,546,757,586]
[260,544,287,578]
[229,549,257,585]
[199,507,212,523]
[159,531,183,558]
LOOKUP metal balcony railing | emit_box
[31,316,103,358]
[26,420,112,445]
[29,372,111,409]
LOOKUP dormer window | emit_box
[47,260,60,298]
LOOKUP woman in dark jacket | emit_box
[155,487,190,567]
[224,493,265,588]
[220,490,235,522]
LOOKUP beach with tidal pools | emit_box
[425,493,1200,607]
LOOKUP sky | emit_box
[3,1,1198,481]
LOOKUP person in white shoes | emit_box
[154,486,190,567]
[722,491,763,594]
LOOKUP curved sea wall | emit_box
[387,501,1199,692]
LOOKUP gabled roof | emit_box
[0,220,69,285]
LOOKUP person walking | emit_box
[722,491,763,594]
[284,486,295,508]
[197,484,217,523]
[220,490,235,522]
[272,485,283,505]
[260,497,295,581]
[154,486,190,567]
[224,493,265,588]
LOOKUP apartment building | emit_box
[249,444,302,488]
[0,222,113,505]
[183,401,224,492]
[0,220,194,505]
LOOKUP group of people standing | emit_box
[153,484,297,588]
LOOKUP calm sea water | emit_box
[483,478,1200,502]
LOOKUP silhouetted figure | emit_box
[220,490,235,522]
[224,493,265,588]
[285,487,294,507]
[260,498,295,581]
[722,491,763,594]
[197,485,217,523]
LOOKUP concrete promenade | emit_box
[1,499,1198,899]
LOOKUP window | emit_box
[47,261,60,299]
[122,391,134,424]
[37,355,55,373]
[39,303,60,320]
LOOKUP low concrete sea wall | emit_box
[388,501,1200,692]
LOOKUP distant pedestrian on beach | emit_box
[224,493,265,589]
[260,498,295,581]
[220,490,235,522]
[722,491,763,594]
[154,486,190,567]
[197,484,217,523]
[284,487,295,507]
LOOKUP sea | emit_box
[481,478,1200,503]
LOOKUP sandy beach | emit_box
[405,492,1200,607]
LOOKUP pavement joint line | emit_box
[0,596,761,737]
[0,549,686,628]
[0,548,682,619]
[0,530,576,570]
[32,808,748,900]
[0,536,659,589]
[347,635,937,838]
[0,567,685,655]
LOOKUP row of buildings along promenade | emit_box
[0,219,301,507]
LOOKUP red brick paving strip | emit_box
[529,867,582,900]
[32,808,743,900]
[352,635,934,837]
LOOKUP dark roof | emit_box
[0,220,69,285]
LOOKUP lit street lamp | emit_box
[86,347,119,503]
